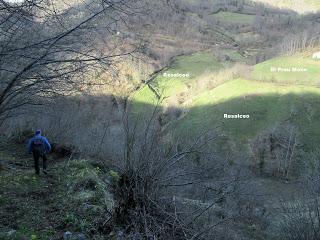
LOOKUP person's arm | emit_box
[27,138,33,154]
[43,137,51,153]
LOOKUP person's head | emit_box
[35,130,41,135]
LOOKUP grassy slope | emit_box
[252,0,320,13]
[131,52,320,152]
[183,0,320,13]
[252,54,320,85]
[212,11,255,25]
[0,141,113,240]
[171,53,320,149]
[172,79,320,150]
[131,52,224,115]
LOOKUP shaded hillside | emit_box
[0,140,113,240]
[2,99,319,240]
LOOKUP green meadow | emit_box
[130,52,320,152]
[212,11,255,25]
[131,52,223,114]
[252,54,320,85]
[171,79,320,150]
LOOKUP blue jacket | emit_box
[28,134,51,154]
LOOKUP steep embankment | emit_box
[0,140,113,240]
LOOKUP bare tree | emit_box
[97,102,248,239]
[249,123,300,179]
[0,0,141,121]
[279,162,320,240]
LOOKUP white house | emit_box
[312,52,320,59]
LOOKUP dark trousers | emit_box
[33,151,47,174]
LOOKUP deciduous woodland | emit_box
[1,0,320,239]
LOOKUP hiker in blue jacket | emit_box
[27,130,51,175]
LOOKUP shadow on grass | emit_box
[128,91,320,152]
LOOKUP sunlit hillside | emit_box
[252,0,320,13]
